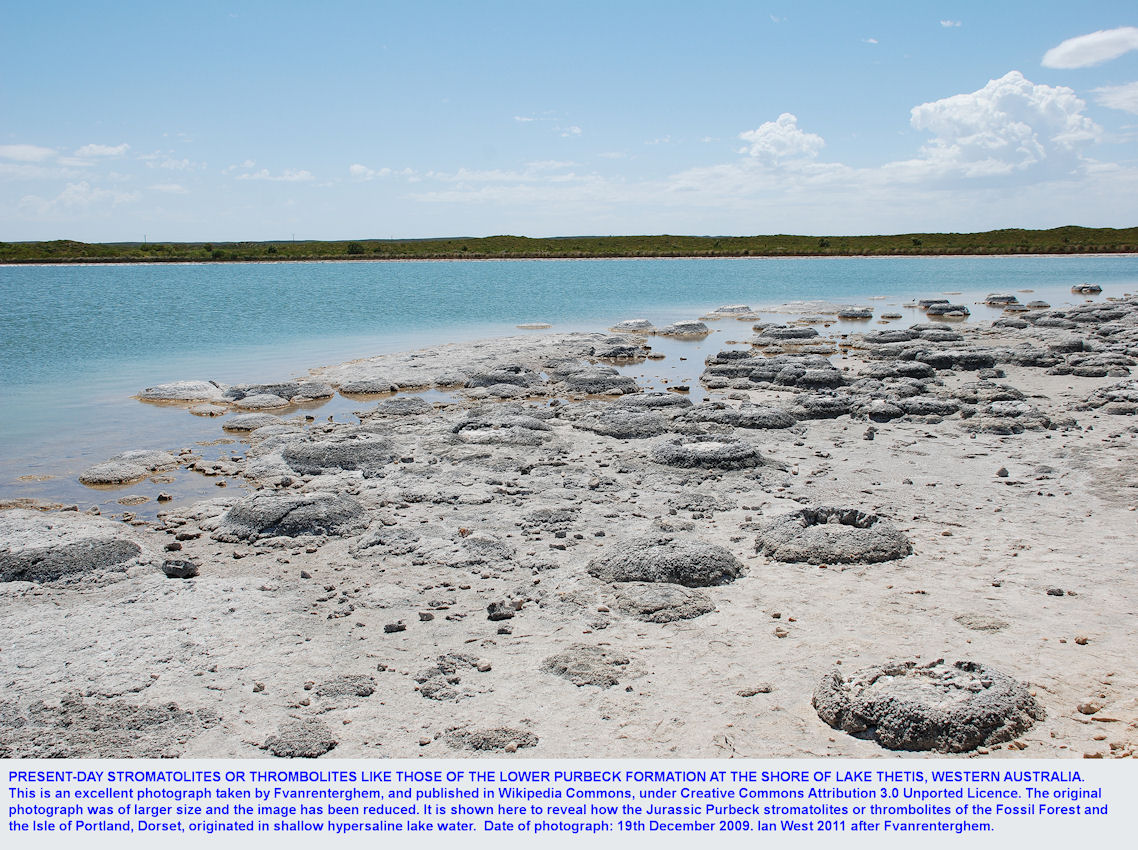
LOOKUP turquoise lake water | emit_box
[1,255,1135,513]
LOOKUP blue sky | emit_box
[2,1,1136,240]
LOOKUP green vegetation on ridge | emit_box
[2,226,1136,264]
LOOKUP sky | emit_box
[1,1,1137,241]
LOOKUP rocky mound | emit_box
[611,582,715,622]
[588,535,744,586]
[446,727,538,751]
[282,434,398,475]
[813,659,1044,752]
[262,719,338,758]
[0,509,143,583]
[650,434,767,469]
[755,506,911,565]
[541,644,631,688]
[79,450,181,485]
[213,492,368,541]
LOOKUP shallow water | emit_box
[1,255,1135,516]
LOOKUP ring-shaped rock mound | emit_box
[813,659,1044,752]
[588,535,743,587]
[755,506,911,564]
[214,491,368,541]
[650,434,765,469]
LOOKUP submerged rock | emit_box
[222,413,283,432]
[755,506,911,565]
[588,535,744,587]
[813,659,1043,752]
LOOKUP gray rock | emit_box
[611,582,715,622]
[682,403,797,430]
[588,535,744,587]
[925,303,970,317]
[452,413,554,445]
[577,410,667,439]
[222,413,282,432]
[138,380,225,402]
[650,434,766,469]
[466,366,543,388]
[225,381,334,402]
[282,434,397,475]
[316,675,376,698]
[613,392,693,410]
[755,506,912,565]
[160,559,199,579]
[657,320,709,337]
[79,450,180,485]
[860,329,918,345]
[372,396,433,415]
[0,509,142,583]
[1,694,219,758]
[262,719,337,758]
[232,393,290,410]
[610,319,656,333]
[560,368,640,395]
[813,659,1044,752]
[339,377,398,394]
[446,727,538,751]
[214,492,368,541]
[788,394,853,420]
[541,644,631,687]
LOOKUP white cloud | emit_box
[74,143,130,157]
[1042,26,1138,69]
[223,159,256,174]
[940,20,962,28]
[145,157,201,170]
[1093,81,1138,115]
[559,125,582,137]
[401,70,1128,235]
[863,37,878,45]
[349,163,391,180]
[349,163,417,181]
[738,113,825,164]
[0,144,56,162]
[149,183,188,194]
[907,71,1099,177]
[236,168,314,182]
[19,181,140,216]
[513,115,534,122]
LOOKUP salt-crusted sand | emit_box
[1,296,1136,759]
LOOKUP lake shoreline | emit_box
[2,292,1136,759]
